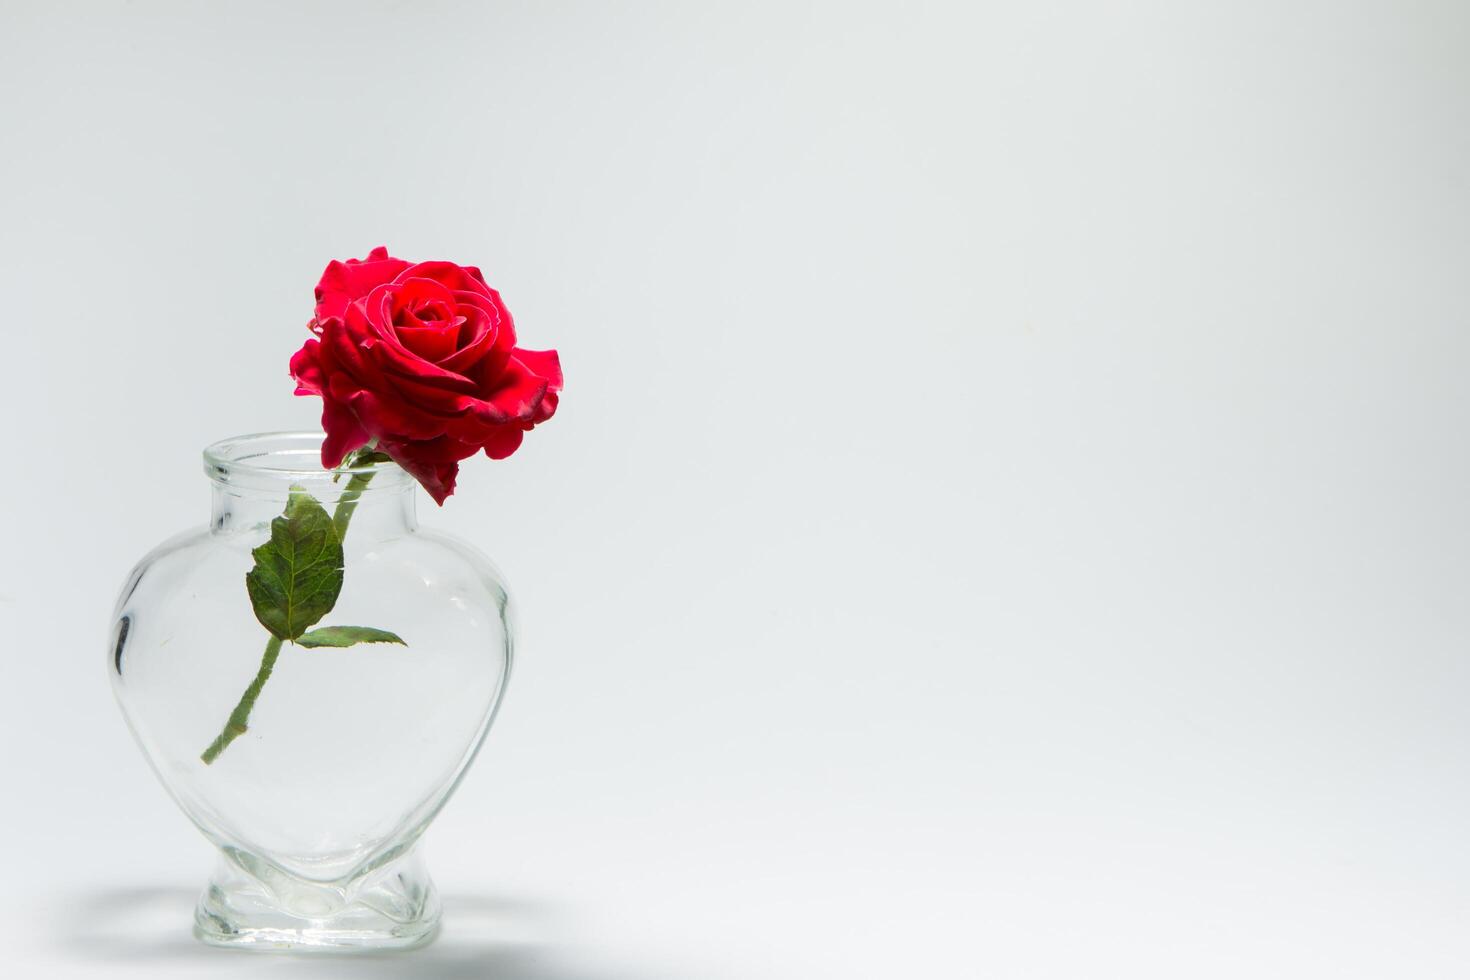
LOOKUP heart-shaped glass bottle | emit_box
[108,433,513,949]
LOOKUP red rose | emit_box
[289,247,562,503]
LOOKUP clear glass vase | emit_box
[108,433,514,950]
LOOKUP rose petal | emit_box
[478,354,551,420]
[394,261,494,300]
[320,397,370,468]
[378,434,485,504]
[359,284,487,388]
[394,322,460,363]
[511,347,562,392]
[481,426,525,460]
[289,338,326,395]
[438,291,510,375]
[344,386,453,441]
[382,371,482,416]
[314,248,412,321]
[387,450,459,504]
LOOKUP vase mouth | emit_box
[203,432,414,494]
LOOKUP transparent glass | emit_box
[108,433,514,950]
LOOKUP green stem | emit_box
[331,469,376,540]
[199,467,378,764]
[200,635,282,764]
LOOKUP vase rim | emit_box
[203,431,413,493]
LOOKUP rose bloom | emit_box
[289,247,562,503]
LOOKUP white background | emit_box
[2,2,1468,977]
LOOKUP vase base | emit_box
[193,921,440,951]
[193,848,441,951]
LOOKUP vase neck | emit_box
[203,432,419,542]
[210,483,417,540]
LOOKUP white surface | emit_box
[2,1,1469,976]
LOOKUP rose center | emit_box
[403,300,451,326]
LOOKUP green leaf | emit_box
[245,485,344,641]
[296,626,407,649]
